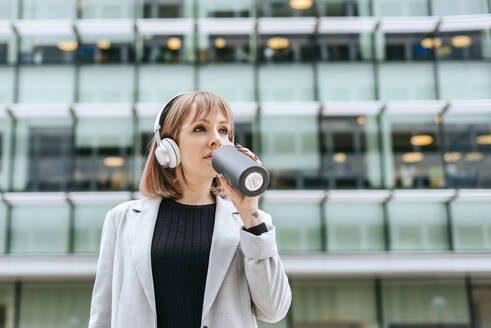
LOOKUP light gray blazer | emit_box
[88,195,292,328]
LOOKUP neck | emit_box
[175,174,216,206]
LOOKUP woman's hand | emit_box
[217,144,264,229]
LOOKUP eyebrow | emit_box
[194,119,229,124]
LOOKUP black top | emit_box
[151,197,267,328]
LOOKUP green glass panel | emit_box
[378,63,436,100]
[292,280,378,328]
[382,279,470,327]
[18,65,75,103]
[199,64,255,102]
[387,202,448,251]
[22,0,76,19]
[439,62,491,100]
[260,115,319,171]
[74,203,116,253]
[138,64,194,102]
[373,0,429,16]
[18,282,92,328]
[80,0,135,18]
[79,65,134,103]
[0,204,7,254]
[0,283,15,328]
[451,202,491,250]
[325,202,385,251]
[10,204,70,254]
[0,66,15,102]
[262,201,322,252]
[319,63,375,101]
[432,0,489,15]
[259,64,315,101]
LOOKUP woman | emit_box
[88,91,292,328]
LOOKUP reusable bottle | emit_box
[212,145,270,197]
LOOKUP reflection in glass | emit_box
[443,115,491,188]
[19,283,92,327]
[13,118,73,192]
[79,35,135,64]
[451,202,491,250]
[142,0,193,18]
[317,0,371,16]
[321,116,381,188]
[382,279,470,328]
[19,36,77,64]
[199,0,252,17]
[10,204,70,253]
[262,201,322,252]
[325,202,384,251]
[259,34,315,101]
[383,115,444,189]
[388,202,448,250]
[436,31,488,61]
[259,0,316,17]
[292,280,378,328]
[18,66,75,103]
[73,117,133,191]
[142,35,193,64]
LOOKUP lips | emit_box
[203,152,213,159]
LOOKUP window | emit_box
[432,0,489,15]
[259,0,316,17]
[74,203,117,253]
[320,116,382,189]
[443,114,491,188]
[142,0,193,18]
[382,115,444,189]
[200,0,252,17]
[317,0,371,17]
[18,66,75,103]
[451,202,491,250]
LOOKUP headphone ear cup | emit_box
[155,138,180,168]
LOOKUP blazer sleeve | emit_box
[239,210,292,323]
[88,209,116,328]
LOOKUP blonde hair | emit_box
[139,91,235,199]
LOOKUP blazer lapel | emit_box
[201,195,242,323]
[126,196,161,319]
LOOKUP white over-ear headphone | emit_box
[153,94,184,168]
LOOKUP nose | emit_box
[210,130,223,149]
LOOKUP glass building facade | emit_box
[1,0,491,327]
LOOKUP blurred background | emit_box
[0,0,491,327]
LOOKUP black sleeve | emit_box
[243,222,268,236]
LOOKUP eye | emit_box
[193,125,205,132]
[219,128,228,134]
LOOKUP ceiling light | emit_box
[402,152,424,163]
[97,39,111,50]
[421,37,442,49]
[104,156,125,167]
[289,0,313,10]
[434,115,442,124]
[267,37,289,50]
[214,37,226,49]
[451,35,471,48]
[476,135,491,145]
[333,153,347,163]
[357,116,366,125]
[167,37,181,50]
[444,152,461,162]
[57,40,78,52]
[465,152,484,162]
[410,135,434,147]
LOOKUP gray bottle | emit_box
[211,145,270,197]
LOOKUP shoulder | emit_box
[105,197,157,222]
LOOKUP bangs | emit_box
[188,92,232,125]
